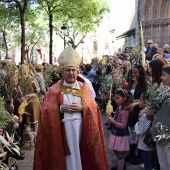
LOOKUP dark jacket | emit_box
[145,46,157,61]
[128,81,147,100]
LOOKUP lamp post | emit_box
[61,24,67,49]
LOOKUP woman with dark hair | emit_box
[106,56,115,75]
[127,64,147,165]
[149,58,166,85]
[149,65,170,169]
[128,64,147,100]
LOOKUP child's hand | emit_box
[145,106,152,116]
[107,115,114,124]
[139,107,147,118]
[13,122,19,129]
[13,115,19,121]
[10,99,14,109]
[100,94,106,100]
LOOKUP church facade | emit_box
[110,0,170,52]
[137,0,170,47]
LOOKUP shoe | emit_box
[111,166,117,170]
[131,158,143,165]
[13,154,25,160]
[140,163,144,169]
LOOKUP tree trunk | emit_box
[49,11,53,64]
[3,30,8,58]
[20,14,25,64]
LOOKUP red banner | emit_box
[24,50,28,60]
[54,57,57,63]
[36,49,42,59]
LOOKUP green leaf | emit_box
[0,152,7,158]
[11,147,20,156]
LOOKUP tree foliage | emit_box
[0,0,109,64]
[54,0,109,49]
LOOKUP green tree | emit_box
[36,0,109,63]
[55,0,109,49]
[0,3,18,58]
[1,0,35,64]
[36,0,62,64]
[24,12,49,63]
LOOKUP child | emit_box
[135,92,157,170]
[107,89,132,170]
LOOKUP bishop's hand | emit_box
[61,103,83,113]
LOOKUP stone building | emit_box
[109,0,170,52]
[138,0,170,47]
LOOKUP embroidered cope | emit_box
[34,78,109,170]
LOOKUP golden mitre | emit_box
[58,46,81,68]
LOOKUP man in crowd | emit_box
[163,44,170,59]
[145,39,157,61]
[34,46,109,170]
[42,62,49,71]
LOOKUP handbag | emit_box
[143,116,156,148]
[143,131,156,148]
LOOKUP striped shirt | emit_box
[135,113,155,151]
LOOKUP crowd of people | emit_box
[86,40,170,170]
[0,60,47,167]
[0,40,170,170]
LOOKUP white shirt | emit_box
[135,113,155,151]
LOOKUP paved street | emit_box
[17,112,142,170]
[17,144,34,170]
[101,112,141,170]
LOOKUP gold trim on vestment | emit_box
[59,80,100,152]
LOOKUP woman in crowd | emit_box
[106,56,116,75]
[149,66,170,169]
[127,64,147,165]
[149,58,166,85]
[18,64,41,135]
[143,58,166,170]
[34,64,46,105]
[11,74,25,148]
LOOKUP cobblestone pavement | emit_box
[17,144,34,170]
[17,112,142,170]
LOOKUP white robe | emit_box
[62,81,83,170]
